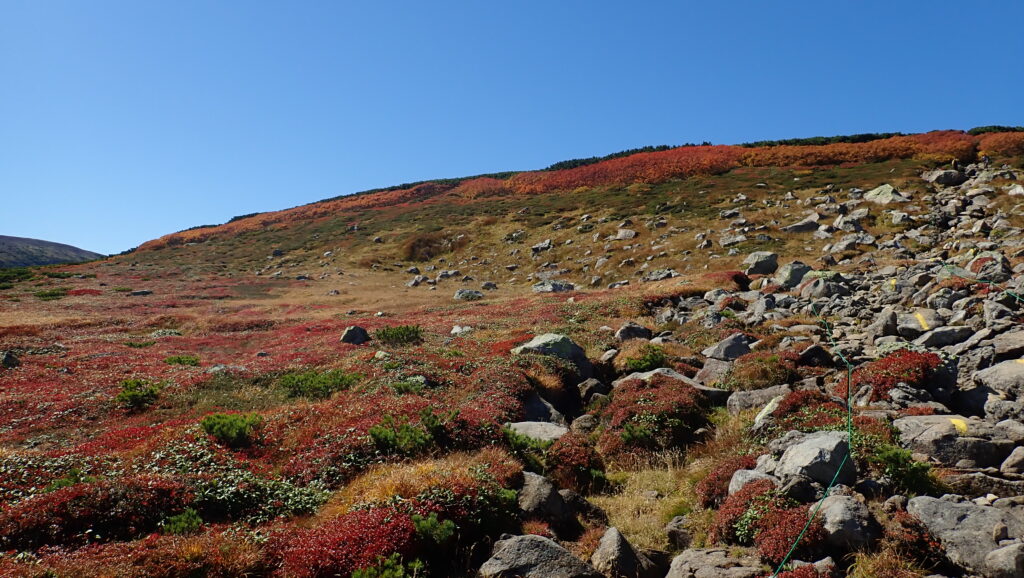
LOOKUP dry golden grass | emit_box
[318,447,518,521]
[589,463,687,551]
[847,548,929,578]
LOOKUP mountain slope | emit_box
[0,235,104,268]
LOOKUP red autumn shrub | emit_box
[886,509,946,569]
[0,475,192,550]
[597,373,707,454]
[769,389,846,433]
[978,131,1024,157]
[710,478,777,544]
[67,288,103,296]
[546,432,606,493]
[754,505,825,566]
[274,507,417,578]
[507,145,745,194]
[900,406,937,417]
[695,455,758,508]
[724,350,800,391]
[845,350,944,402]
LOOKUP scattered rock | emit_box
[339,326,370,345]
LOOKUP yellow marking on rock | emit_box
[889,279,897,290]
[1016,359,1024,365]
[914,312,930,331]
[949,418,968,435]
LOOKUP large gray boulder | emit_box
[781,213,821,233]
[590,527,659,578]
[819,495,880,551]
[908,495,1024,576]
[454,289,484,301]
[339,325,370,345]
[897,309,945,340]
[975,360,1024,397]
[893,415,1014,468]
[985,543,1024,578]
[773,261,812,289]
[701,333,754,361]
[479,534,602,578]
[615,322,653,342]
[513,334,593,378]
[742,251,778,275]
[518,472,573,525]
[665,548,762,578]
[864,184,908,205]
[727,384,790,415]
[775,431,856,486]
[533,280,575,293]
[922,169,967,186]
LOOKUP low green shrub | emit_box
[125,340,156,348]
[375,325,424,346]
[163,507,202,535]
[624,345,667,372]
[280,369,359,399]
[369,409,450,457]
[200,413,262,448]
[868,444,943,496]
[115,378,162,411]
[503,427,552,473]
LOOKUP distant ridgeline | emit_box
[146,126,1024,250]
[0,235,103,268]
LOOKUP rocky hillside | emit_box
[1,134,1024,577]
[0,235,103,268]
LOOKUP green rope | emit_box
[770,306,854,576]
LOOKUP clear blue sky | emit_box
[2,1,1022,255]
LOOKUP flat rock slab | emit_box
[666,548,763,578]
[507,421,569,442]
[908,496,1024,575]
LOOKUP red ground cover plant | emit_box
[546,432,606,494]
[695,454,758,508]
[271,506,418,578]
[0,475,192,550]
[841,350,944,402]
[596,373,707,455]
[67,288,103,296]
[770,389,846,433]
[885,509,946,570]
[754,505,825,566]
[709,478,777,544]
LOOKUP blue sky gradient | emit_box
[2,1,1022,254]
